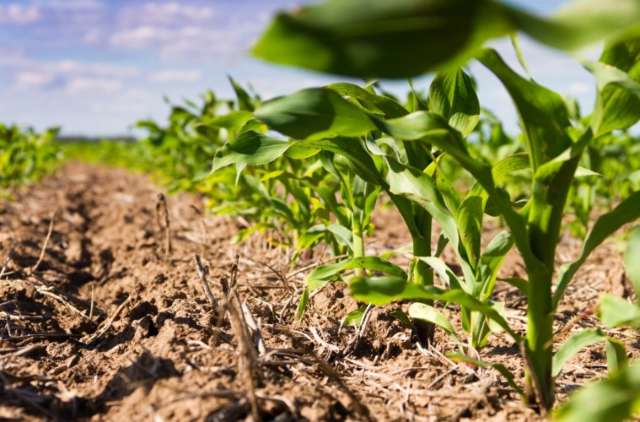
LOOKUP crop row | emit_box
[7,1,640,419]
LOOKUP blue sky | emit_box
[0,0,598,136]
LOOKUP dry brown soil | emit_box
[0,163,637,421]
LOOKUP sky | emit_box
[0,0,599,136]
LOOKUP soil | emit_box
[0,163,637,421]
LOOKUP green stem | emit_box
[352,219,365,276]
[525,268,554,410]
[411,214,433,286]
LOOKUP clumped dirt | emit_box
[0,163,637,421]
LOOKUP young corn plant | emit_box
[0,124,61,192]
[555,228,640,422]
[252,0,640,411]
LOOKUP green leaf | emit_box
[211,131,293,173]
[306,138,386,186]
[478,231,514,300]
[606,339,628,373]
[306,256,407,292]
[553,191,640,308]
[253,0,640,79]
[428,69,480,137]
[456,195,483,268]
[254,88,376,140]
[296,288,310,320]
[327,82,408,118]
[599,294,640,329]
[555,362,640,422]
[552,328,606,377]
[252,0,502,79]
[349,276,519,341]
[507,0,640,52]
[625,227,640,295]
[500,277,528,296]
[408,302,460,341]
[343,306,367,327]
[588,57,640,136]
[448,353,525,398]
[478,48,572,169]
[228,76,255,111]
[385,158,459,252]
[197,111,254,131]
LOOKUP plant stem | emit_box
[411,213,433,286]
[525,268,554,410]
[352,219,365,276]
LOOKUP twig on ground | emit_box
[83,295,131,346]
[219,254,262,422]
[268,348,372,421]
[239,255,288,287]
[156,193,172,257]
[32,210,58,272]
[194,255,219,323]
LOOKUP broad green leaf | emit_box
[252,0,502,79]
[553,190,640,308]
[326,223,353,251]
[624,226,640,295]
[507,0,640,52]
[327,82,408,118]
[380,112,542,275]
[417,256,464,291]
[456,195,483,268]
[589,57,640,136]
[478,231,514,300]
[305,256,407,292]
[552,328,606,377]
[408,302,460,341]
[555,362,640,422]
[478,48,572,169]
[211,131,293,173]
[491,152,530,185]
[599,294,640,329]
[253,0,640,79]
[385,158,459,252]
[197,111,254,131]
[349,276,519,340]
[306,138,386,186]
[428,69,480,137]
[254,88,376,140]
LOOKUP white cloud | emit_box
[0,4,41,24]
[39,0,104,10]
[110,25,248,59]
[110,26,166,49]
[118,2,214,26]
[51,60,139,79]
[65,77,123,95]
[15,71,54,88]
[150,69,202,83]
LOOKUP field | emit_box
[0,163,636,421]
[3,1,640,421]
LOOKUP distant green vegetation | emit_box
[0,124,61,193]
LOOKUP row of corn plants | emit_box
[203,0,640,417]
[56,0,640,417]
[0,124,61,194]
